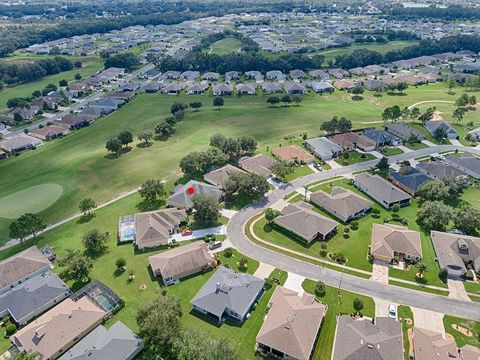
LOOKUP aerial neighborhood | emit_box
[0,1,479,360]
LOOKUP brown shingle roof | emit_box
[272,145,315,164]
[371,223,422,260]
[11,297,107,360]
[256,286,326,360]
[203,164,246,188]
[413,327,458,360]
[239,154,277,177]
[329,132,376,150]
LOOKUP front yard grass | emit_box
[283,165,314,182]
[218,248,259,274]
[464,281,480,295]
[403,141,428,150]
[443,315,480,348]
[302,278,375,360]
[334,151,376,166]
[379,147,404,156]
[397,305,414,360]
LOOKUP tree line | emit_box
[386,4,480,20]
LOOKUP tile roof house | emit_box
[332,316,403,360]
[308,69,329,79]
[430,231,480,278]
[203,164,246,188]
[239,154,277,177]
[425,120,459,139]
[0,271,69,325]
[191,266,264,323]
[236,83,257,95]
[225,71,240,82]
[212,83,233,96]
[354,172,411,209]
[389,167,432,196]
[256,286,326,360]
[283,82,307,95]
[415,161,467,180]
[161,82,186,95]
[0,246,51,295]
[272,145,315,164]
[167,180,223,209]
[202,72,220,81]
[119,208,188,250]
[333,79,355,91]
[11,297,107,360]
[0,134,43,153]
[29,125,70,141]
[445,153,480,179]
[289,69,306,79]
[186,82,209,94]
[362,129,402,147]
[370,223,422,263]
[149,241,216,285]
[261,82,283,94]
[310,186,373,223]
[274,201,338,243]
[413,327,458,360]
[58,321,143,360]
[385,123,425,141]
[329,132,376,151]
[304,137,343,160]
[266,70,286,81]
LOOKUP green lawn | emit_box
[403,141,428,150]
[334,150,376,166]
[0,55,103,111]
[443,315,480,348]
[217,248,259,274]
[379,147,404,156]
[397,305,414,360]
[283,165,314,182]
[2,83,480,243]
[464,281,480,295]
[209,38,243,55]
[302,278,375,360]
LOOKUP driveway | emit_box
[172,225,225,242]
[284,272,305,295]
[421,140,436,147]
[254,262,275,279]
[371,261,389,285]
[375,297,397,319]
[411,307,445,337]
[398,145,412,153]
[326,159,342,169]
[221,209,238,219]
[450,139,462,146]
[448,279,471,302]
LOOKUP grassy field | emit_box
[397,305,414,360]
[0,83,479,243]
[0,55,103,111]
[443,315,480,348]
[302,278,375,360]
[209,38,243,55]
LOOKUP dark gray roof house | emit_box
[191,266,264,323]
[58,321,143,360]
[304,137,343,160]
[415,161,467,180]
[445,153,480,179]
[283,82,307,95]
[424,120,458,139]
[167,180,223,209]
[0,271,70,325]
[385,123,425,141]
[332,316,403,360]
[354,172,411,208]
[362,129,401,147]
[389,167,432,196]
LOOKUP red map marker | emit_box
[187,186,195,195]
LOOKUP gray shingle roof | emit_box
[167,180,223,209]
[191,266,264,320]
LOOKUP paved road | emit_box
[227,144,480,320]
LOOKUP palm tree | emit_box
[416,262,428,278]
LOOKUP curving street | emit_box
[227,144,480,321]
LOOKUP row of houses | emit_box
[0,246,143,360]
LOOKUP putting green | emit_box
[0,183,63,219]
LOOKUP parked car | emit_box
[388,304,396,319]
[313,163,323,171]
[209,241,222,250]
[181,229,193,236]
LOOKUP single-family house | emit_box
[328,68,350,79]
[333,79,355,91]
[29,125,70,141]
[413,327,458,360]
[332,316,403,360]
[0,271,69,326]
[245,71,262,80]
[363,79,385,91]
[0,134,43,153]
[467,127,480,141]
[148,241,216,285]
[370,223,422,262]
[212,83,233,96]
[272,145,315,164]
[308,81,334,94]
[431,231,480,278]
[161,82,186,95]
[191,266,264,323]
[143,81,161,93]
[203,164,246,188]
[140,68,161,79]
[289,69,306,79]
[68,82,92,97]
[310,186,373,223]
[239,154,277,177]
[10,107,39,121]
[110,91,135,101]
[118,208,188,250]
[354,172,411,208]
[444,153,480,179]
[58,113,96,128]
[425,120,459,139]
[256,286,326,360]
[179,70,199,81]
[78,107,103,119]
[160,71,181,80]
[308,69,329,79]
[389,167,432,196]
[58,321,143,360]
[167,180,223,209]
[11,297,107,360]
[89,97,124,113]
[266,70,286,81]
[187,83,209,94]
[225,71,240,82]
[236,83,256,95]
[283,82,307,95]
[329,132,376,151]
[202,72,220,81]
[304,137,343,160]
[262,82,282,94]
[0,150,6,160]
[362,129,401,147]
[273,201,338,244]
[385,123,425,141]
[415,161,467,180]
